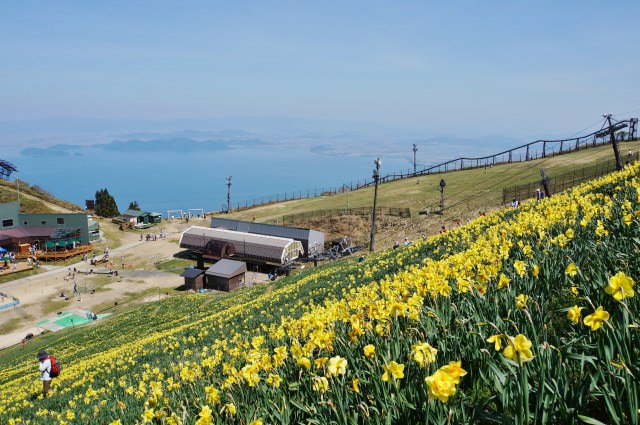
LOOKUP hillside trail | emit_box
[0,215,211,351]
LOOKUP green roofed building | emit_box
[113,209,162,228]
[0,202,92,250]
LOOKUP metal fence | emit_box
[282,207,411,226]
[502,155,636,203]
[219,124,637,213]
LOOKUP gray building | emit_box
[205,259,247,292]
[0,202,91,249]
[210,217,325,257]
[180,225,303,265]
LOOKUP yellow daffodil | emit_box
[382,361,405,382]
[514,260,527,277]
[503,334,534,364]
[195,406,213,425]
[532,264,540,278]
[515,294,528,309]
[497,273,512,289]
[604,271,635,301]
[410,342,438,367]
[565,263,578,277]
[327,356,347,377]
[567,305,583,324]
[312,376,329,393]
[486,334,504,351]
[425,361,466,403]
[364,344,376,358]
[351,378,360,393]
[583,307,610,331]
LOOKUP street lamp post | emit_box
[226,176,232,214]
[439,179,446,212]
[413,144,418,175]
[369,158,381,252]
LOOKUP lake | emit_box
[6,145,413,214]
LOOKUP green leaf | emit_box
[577,415,609,425]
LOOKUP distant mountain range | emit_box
[19,137,267,157]
[6,116,568,164]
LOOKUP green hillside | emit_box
[0,157,638,423]
[0,179,83,213]
[224,141,640,248]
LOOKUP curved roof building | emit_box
[179,226,303,265]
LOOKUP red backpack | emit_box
[48,356,61,378]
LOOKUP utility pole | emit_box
[604,114,623,171]
[438,179,446,213]
[226,176,232,214]
[412,144,418,175]
[540,168,551,198]
[369,158,381,252]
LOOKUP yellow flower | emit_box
[502,334,534,364]
[327,356,347,377]
[351,378,360,393]
[382,361,405,382]
[110,421,122,425]
[297,357,311,369]
[570,286,579,295]
[583,307,610,331]
[312,376,329,393]
[515,294,528,309]
[565,263,578,277]
[223,403,236,416]
[249,420,263,425]
[425,370,457,403]
[363,344,376,358]
[142,409,155,424]
[204,386,220,404]
[595,220,609,236]
[604,271,635,301]
[532,265,540,278]
[567,305,584,324]
[425,362,466,403]
[486,334,504,351]
[266,373,282,388]
[409,342,437,367]
[195,406,214,425]
[440,360,467,383]
[514,260,527,277]
[497,273,511,289]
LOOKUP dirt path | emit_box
[0,216,210,350]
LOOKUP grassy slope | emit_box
[225,141,640,246]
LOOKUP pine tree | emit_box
[94,188,120,218]
[128,201,140,211]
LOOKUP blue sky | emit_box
[1,1,639,137]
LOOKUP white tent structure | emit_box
[179,226,303,265]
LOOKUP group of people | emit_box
[392,237,413,249]
[141,230,164,242]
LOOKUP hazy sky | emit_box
[2,1,639,137]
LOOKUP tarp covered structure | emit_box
[180,226,303,265]
[210,217,325,256]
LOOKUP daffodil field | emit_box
[1,165,640,424]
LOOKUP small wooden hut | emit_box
[205,259,247,292]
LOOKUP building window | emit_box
[41,220,47,225]
[57,217,65,225]
[2,219,14,227]
[23,221,28,225]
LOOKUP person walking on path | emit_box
[37,349,52,395]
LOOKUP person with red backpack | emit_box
[36,349,60,395]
